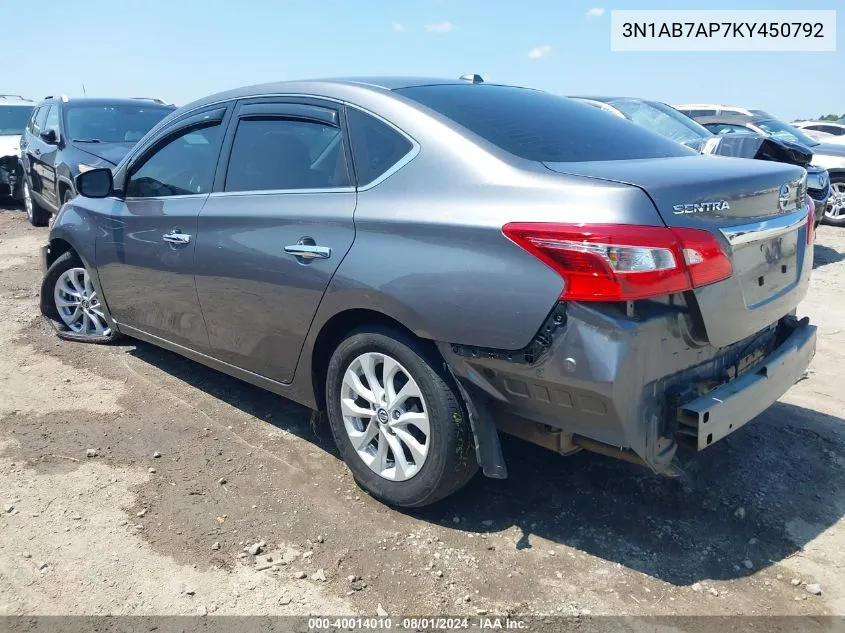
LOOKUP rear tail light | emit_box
[502,223,732,302]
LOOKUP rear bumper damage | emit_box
[439,302,816,478]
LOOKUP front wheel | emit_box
[822,177,845,227]
[325,328,478,507]
[42,251,120,343]
[23,180,51,227]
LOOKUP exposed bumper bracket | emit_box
[680,316,816,450]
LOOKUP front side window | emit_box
[346,108,413,186]
[396,84,692,163]
[224,117,349,192]
[65,104,172,144]
[33,106,49,134]
[43,106,60,135]
[126,124,221,198]
[0,105,34,136]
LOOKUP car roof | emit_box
[571,95,646,103]
[691,114,759,125]
[37,96,175,108]
[798,120,845,127]
[0,94,34,106]
[176,77,517,113]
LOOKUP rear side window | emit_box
[346,108,413,186]
[225,118,349,192]
[396,85,692,163]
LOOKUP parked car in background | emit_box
[571,96,721,153]
[19,96,175,226]
[674,103,775,118]
[793,121,845,145]
[690,113,845,226]
[0,94,35,201]
[574,97,827,225]
[40,77,816,507]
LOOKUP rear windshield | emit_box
[0,105,34,136]
[65,104,173,144]
[395,84,694,162]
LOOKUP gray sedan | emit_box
[40,77,816,506]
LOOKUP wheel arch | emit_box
[308,308,434,411]
[57,176,75,203]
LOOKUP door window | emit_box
[43,106,60,136]
[126,124,222,198]
[32,106,49,134]
[224,117,349,192]
[346,107,414,187]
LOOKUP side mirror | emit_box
[75,168,114,198]
[40,129,58,144]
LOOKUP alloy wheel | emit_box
[340,352,430,481]
[23,182,33,221]
[825,182,845,221]
[53,267,111,337]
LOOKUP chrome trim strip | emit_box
[720,207,809,246]
[129,94,422,192]
[124,194,209,201]
[208,187,355,198]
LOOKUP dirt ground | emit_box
[1,201,844,619]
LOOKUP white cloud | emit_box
[391,21,404,31]
[528,45,552,59]
[426,21,455,33]
[586,7,605,17]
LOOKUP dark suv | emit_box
[20,96,174,225]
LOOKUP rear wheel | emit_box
[823,177,845,227]
[42,251,119,343]
[325,328,477,507]
[23,180,50,227]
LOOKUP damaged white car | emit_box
[0,95,34,201]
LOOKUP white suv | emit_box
[793,121,845,146]
[673,104,774,119]
[0,94,35,201]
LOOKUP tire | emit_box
[822,176,845,227]
[41,251,120,344]
[325,327,478,508]
[23,180,51,227]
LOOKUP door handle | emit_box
[163,231,192,245]
[284,244,331,259]
[33,148,41,156]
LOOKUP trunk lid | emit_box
[544,156,812,347]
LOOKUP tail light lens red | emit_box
[502,223,732,302]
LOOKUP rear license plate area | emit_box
[735,231,800,308]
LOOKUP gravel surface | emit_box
[1,201,843,617]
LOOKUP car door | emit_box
[34,105,62,208]
[21,106,50,203]
[95,106,230,350]
[194,99,356,383]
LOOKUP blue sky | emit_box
[6,0,843,120]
